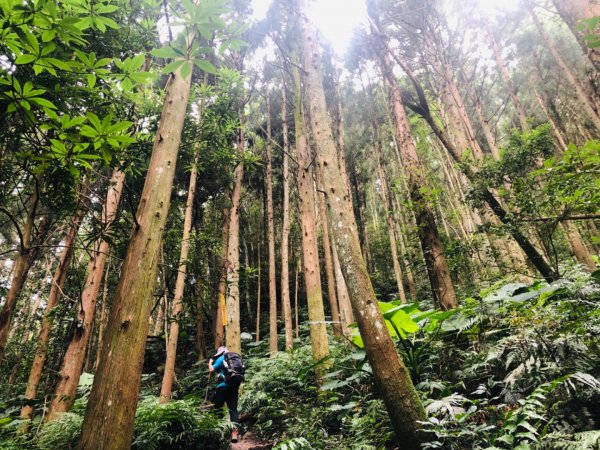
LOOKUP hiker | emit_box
[209,346,245,443]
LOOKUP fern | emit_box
[273,437,314,450]
[491,373,600,449]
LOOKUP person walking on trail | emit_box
[209,346,245,443]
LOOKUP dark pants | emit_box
[213,383,240,425]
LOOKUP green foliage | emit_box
[132,397,230,450]
[36,413,83,450]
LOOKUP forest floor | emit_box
[231,431,271,450]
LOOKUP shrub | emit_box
[132,397,230,450]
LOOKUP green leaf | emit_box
[64,116,87,129]
[30,97,57,109]
[151,46,181,59]
[15,54,36,64]
[87,73,96,88]
[162,60,185,74]
[180,61,192,79]
[193,59,217,74]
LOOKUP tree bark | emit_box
[378,50,457,310]
[159,161,198,402]
[290,48,330,368]
[78,56,193,449]
[533,88,568,152]
[48,169,125,420]
[280,77,294,349]
[316,168,342,336]
[563,221,596,271]
[255,241,261,343]
[0,185,51,361]
[20,208,84,426]
[297,2,426,446]
[225,124,245,354]
[265,89,278,357]
[377,154,407,303]
[487,32,529,130]
[94,259,111,371]
[331,237,353,333]
[214,207,230,349]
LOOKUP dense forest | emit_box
[0,0,599,448]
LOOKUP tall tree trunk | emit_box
[377,154,407,303]
[194,268,207,362]
[291,48,330,368]
[280,77,294,349]
[214,207,230,349]
[294,258,300,339]
[0,185,51,361]
[94,259,111,371]
[533,88,569,152]
[529,3,600,130]
[297,2,426,445]
[20,208,85,426]
[48,170,125,420]
[472,94,501,159]
[563,221,596,270]
[331,237,353,333]
[395,58,560,282]
[225,123,245,354]
[159,161,198,403]
[487,32,529,130]
[78,55,193,449]
[378,50,457,310]
[265,90,278,357]
[316,168,342,335]
[255,241,261,343]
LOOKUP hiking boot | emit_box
[231,429,240,443]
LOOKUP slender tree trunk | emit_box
[0,187,51,361]
[487,32,529,130]
[214,207,230,349]
[385,39,559,282]
[291,48,330,368]
[159,162,198,403]
[242,239,253,323]
[297,3,426,445]
[316,169,342,335]
[563,221,596,270]
[378,50,457,310]
[225,123,245,354]
[473,95,501,159]
[48,170,125,420]
[94,259,111,371]
[280,77,294,349]
[20,209,84,426]
[294,258,300,339]
[255,242,261,343]
[78,54,194,449]
[533,88,568,151]
[194,269,207,362]
[529,3,600,130]
[331,238,353,333]
[377,155,407,303]
[265,90,278,357]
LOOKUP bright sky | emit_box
[252,0,367,56]
[251,0,521,56]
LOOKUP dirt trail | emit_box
[231,431,272,450]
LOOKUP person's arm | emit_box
[208,358,215,373]
[211,355,225,373]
